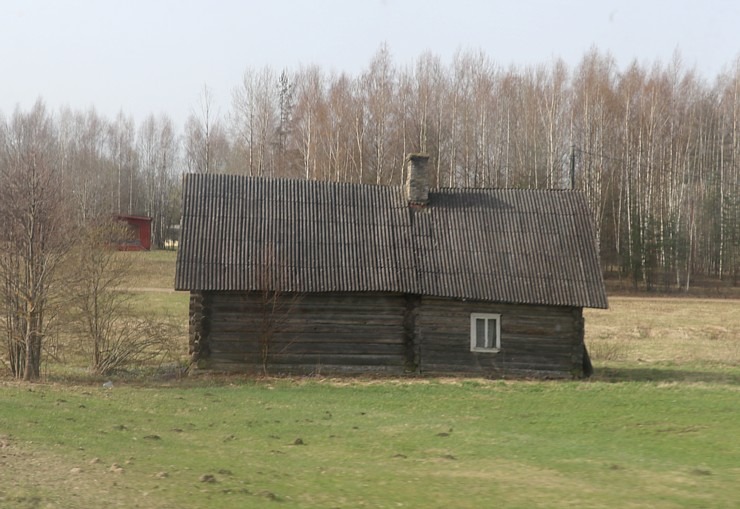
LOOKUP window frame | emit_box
[470,313,501,353]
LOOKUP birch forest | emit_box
[2,47,739,290]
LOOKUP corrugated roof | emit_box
[175,174,608,309]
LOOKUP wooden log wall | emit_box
[191,290,587,378]
[416,297,585,378]
[201,291,408,374]
[189,291,211,363]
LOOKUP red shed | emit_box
[116,215,152,251]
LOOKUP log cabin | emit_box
[175,155,608,378]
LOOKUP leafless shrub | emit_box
[588,339,631,362]
[252,243,301,375]
[64,218,178,375]
[83,315,180,376]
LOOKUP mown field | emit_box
[0,250,738,508]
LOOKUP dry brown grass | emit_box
[118,249,178,290]
[585,297,740,368]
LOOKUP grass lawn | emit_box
[1,377,738,509]
[0,250,738,508]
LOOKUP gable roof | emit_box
[175,173,608,309]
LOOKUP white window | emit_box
[470,313,501,352]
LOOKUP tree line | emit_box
[1,45,739,287]
[214,47,740,291]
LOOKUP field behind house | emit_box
[0,250,738,508]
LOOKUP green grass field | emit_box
[0,251,738,508]
[1,377,737,508]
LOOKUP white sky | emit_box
[1,0,739,129]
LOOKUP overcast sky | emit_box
[2,0,739,129]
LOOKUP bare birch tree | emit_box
[185,84,232,175]
[231,67,280,176]
[0,101,70,380]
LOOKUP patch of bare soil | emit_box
[0,436,169,508]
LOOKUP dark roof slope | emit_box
[416,188,607,308]
[175,174,415,294]
[175,173,608,309]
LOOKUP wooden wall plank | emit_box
[416,297,584,377]
[195,291,587,378]
[202,291,407,374]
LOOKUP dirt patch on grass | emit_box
[0,436,169,509]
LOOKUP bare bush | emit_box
[254,244,302,375]
[587,338,631,362]
[81,315,179,376]
[65,219,179,375]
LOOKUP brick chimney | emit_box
[405,153,430,205]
